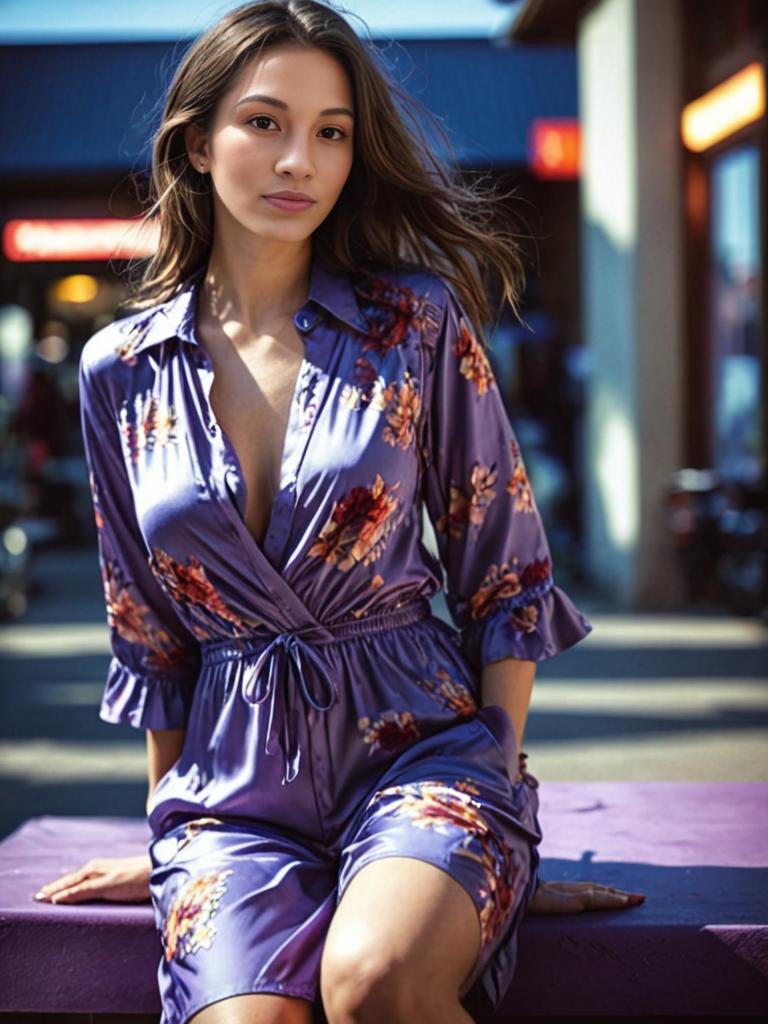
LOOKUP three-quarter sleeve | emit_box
[79,347,201,729]
[420,284,594,674]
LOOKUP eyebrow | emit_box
[235,93,354,118]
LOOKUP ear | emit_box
[184,122,210,171]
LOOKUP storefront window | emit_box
[709,143,763,480]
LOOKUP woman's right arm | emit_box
[78,327,201,734]
[146,728,186,815]
[29,329,204,907]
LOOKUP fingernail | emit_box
[33,891,49,901]
[628,894,645,905]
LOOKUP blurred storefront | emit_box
[510,0,767,613]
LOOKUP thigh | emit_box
[149,816,337,1024]
[329,706,542,1013]
[188,991,312,1024]
[322,853,482,1007]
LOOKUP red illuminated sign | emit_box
[2,218,160,262]
[528,119,581,179]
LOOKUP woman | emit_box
[34,2,644,1022]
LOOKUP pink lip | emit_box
[263,195,315,211]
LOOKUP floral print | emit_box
[381,371,421,450]
[162,868,233,963]
[456,828,524,948]
[88,469,104,531]
[339,358,389,411]
[176,817,225,855]
[100,557,191,671]
[351,273,443,354]
[339,363,421,451]
[468,557,553,623]
[366,779,522,948]
[148,547,262,640]
[452,316,495,396]
[358,710,421,754]
[308,473,403,570]
[435,462,498,538]
[414,666,478,717]
[113,311,155,366]
[120,390,179,463]
[506,438,535,514]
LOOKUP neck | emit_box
[201,236,313,335]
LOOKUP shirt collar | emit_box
[124,255,368,354]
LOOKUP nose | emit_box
[274,130,315,178]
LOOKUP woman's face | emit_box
[185,44,355,244]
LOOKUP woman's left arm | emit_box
[420,282,645,914]
[480,656,536,772]
[419,280,594,682]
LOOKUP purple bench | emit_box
[1,783,766,1020]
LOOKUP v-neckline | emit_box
[188,292,313,577]
[202,362,329,633]
[185,268,327,585]
[222,370,302,562]
[203,351,308,574]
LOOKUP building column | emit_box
[579,0,686,607]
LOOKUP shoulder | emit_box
[352,264,459,351]
[356,262,453,311]
[78,303,166,394]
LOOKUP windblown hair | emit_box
[122,0,529,342]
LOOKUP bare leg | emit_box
[320,856,482,1024]
[188,991,313,1024]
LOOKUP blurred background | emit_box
[0,0,766,840]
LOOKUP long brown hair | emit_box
[122,0,529,344]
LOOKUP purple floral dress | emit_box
[79,255,593,1024]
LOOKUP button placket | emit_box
[262,308,322,566]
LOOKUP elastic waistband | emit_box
[200,597,433,666]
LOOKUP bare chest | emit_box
[203,325,305,548]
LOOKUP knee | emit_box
[320,937,424,1024]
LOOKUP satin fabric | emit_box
[79,253,593,1023]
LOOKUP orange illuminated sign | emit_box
[681,61,765,152]
[2,218,159,262]
[529,119,581,179]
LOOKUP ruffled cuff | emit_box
[98,655,197,730]
[462,582,594,673]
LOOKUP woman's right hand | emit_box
[32,854,153,905]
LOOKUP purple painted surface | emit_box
[2,784,766,1017]
[0,815,160,1014]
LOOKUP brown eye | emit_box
[249,115,277,130]
[319,127,347,141]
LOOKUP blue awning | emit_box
[0,37,576,175]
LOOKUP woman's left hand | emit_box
[527,880,645,914]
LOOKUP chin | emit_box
[237,217,315,243]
